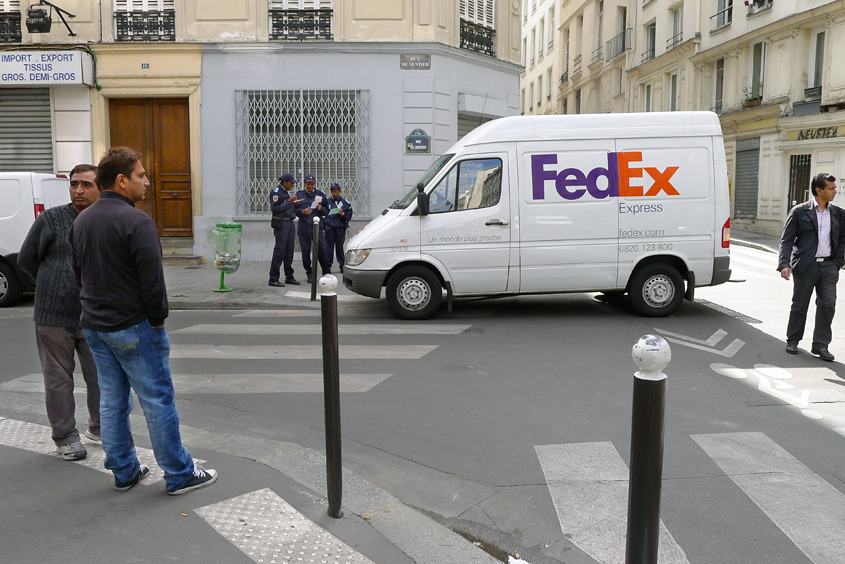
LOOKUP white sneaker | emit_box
[84,429,101,442]
[57,442,87,461]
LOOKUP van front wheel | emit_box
[386,266,442,320]
[628,264,684,317]
[0,262,22,307]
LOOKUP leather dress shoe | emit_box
[306,276,312,283]
[285,278,301,285]
[811,347,835,362]
[785,342,798,355]
[268,280,285,287]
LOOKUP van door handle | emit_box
[485,219,509,226]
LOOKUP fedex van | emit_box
[0,173,71,306]
[343,112,731,319]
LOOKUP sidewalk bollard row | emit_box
[319,273,343,518]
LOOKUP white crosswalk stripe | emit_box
[195,488,375,564]
[693,432,845,564]
[170,344,437,360]
[171,323,472,335]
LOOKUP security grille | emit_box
[734,138,760,219]
[235,90,371,217]
[787,154,811,206]
[0,87,53,172]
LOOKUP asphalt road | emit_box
[2,245,845,564]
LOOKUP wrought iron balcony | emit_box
[460,19,495,57]
[560,70,569,84]
[666,31,683,50]
[115,10,175,42]
[710,5,733,32]
[641,47,655,64]
[0,11,21,43]
[606,28,631,61]
[591,46,603,64]
[269,9,332,41]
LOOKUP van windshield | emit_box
[391,154,455,209]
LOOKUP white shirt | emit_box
[814,199,832,258]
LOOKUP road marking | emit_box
[535,442,690,564]
[195,488,375,564]
[654,328,744,357]
[233,310,385,318]
[170,345,437,360]
[284,290,375,302]
[0,417,164,485]
[172,323,472,335]
[692,432,845,564]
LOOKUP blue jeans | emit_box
[83,320,194,491]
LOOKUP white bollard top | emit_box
[313,216,321,224]
[319,274,338,296]
[631,335,670,381]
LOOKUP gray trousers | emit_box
[34,324,100,446]
[786,260,840,349]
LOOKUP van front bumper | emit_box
[343,267,387,299]
[711,255,731,286]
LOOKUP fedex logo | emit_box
[531,152,680,201]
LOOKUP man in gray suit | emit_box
[778,173,843,361]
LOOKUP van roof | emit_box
[453,111,723,152]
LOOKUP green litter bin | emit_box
[211,222,242,292]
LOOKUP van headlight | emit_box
[345,249,371,266]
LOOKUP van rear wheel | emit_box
[386,266,442,320]
[628,264,684,317]
[0,262,22,307]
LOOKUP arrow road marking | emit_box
[654,328,727,346]
[654,328,744,358]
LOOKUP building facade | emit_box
[0,0,522,259]
[520,0,559,114]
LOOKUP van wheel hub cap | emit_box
[0,272,7,298]
[642,275,674,308]
[397,278,430,311]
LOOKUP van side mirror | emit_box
[416,182,429,216]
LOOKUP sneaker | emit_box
[84,429,101,442]
[114,465,150,492]
[57,441,87,461]
[285,278,301,285]
[167,463,218,496]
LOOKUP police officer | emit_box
[295,173,332,283]
[268,173,301,287]
[325,183,353,273]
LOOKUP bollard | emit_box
[311,216,320,301]
[319,274,343,518]
[625,335,670,564]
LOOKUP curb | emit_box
[732,237,778,254]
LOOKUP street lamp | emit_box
[25,1,76,36]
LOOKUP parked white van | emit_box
[343,112,731,319]
[0,173,71,306]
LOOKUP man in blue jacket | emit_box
[324,183,353,273]
[268,173,301,287]
[779,173,844,361]
[295,173,332,283]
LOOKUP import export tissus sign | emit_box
[0,50,93,86]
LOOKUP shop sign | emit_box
[787,126,843,141]
[400,55,431,70]
[0,51,94,87]
[406,128,431,154]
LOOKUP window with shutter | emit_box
[114,0,175,41]
[269,0,333,40]
[459,0,495,57]
[0,0,21,43]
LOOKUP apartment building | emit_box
[520,0,558,114]
[0,0,522,259]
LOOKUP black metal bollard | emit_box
[625,335,670,564]
[320,274,343,518]
[311,216,319,301]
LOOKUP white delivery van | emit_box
[0,173,71,306]
[343,112,731,319]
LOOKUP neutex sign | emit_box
[530,151,683,211]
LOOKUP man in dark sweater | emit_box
[19,164,102,461]
[70,147,217,495]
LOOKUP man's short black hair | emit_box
[97,147,142,191]
[69,164,99,191]
[811,172,836,196]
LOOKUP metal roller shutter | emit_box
[734,143,759,219]
[0,88,53,173]
[457,113,492,140]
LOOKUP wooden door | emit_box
[108,98,192,236]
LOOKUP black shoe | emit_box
[268,280,285,287]
[306,276,312,283]
[811,347,835,362]
[114,465,150,492]
[167,464,218,496]
[785,342,798,355]
[285,278,301,285]
[339,265,344,273]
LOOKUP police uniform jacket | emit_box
[294,188,328,232]
[270,186,296,222]
[778,199,845,275]
[325,196,353,229]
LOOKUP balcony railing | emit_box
[572,57,582,77]
[548,39,553,51]
[0,11,21,43]
[710,6,733,32]
[269,9,332,41]
[591,46,603,63]
[560,70,569,84]
[748,0,773,15]
[666,31,683,50]
[460,19,495,57]
[641,47,655,64]
[115,10,176,42]
[606,28,631,61]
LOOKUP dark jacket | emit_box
[70,191,168,332]
[324,196,353,229]
[270,185,296,224]
[17,203,83,327]
[294,188,328,233]
[778,199,845,274]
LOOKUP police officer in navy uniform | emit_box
[295,173,332,283]
[268,173,301,287]
[325,183,353,273]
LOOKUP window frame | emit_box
[809,28,826,89]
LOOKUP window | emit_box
[642,22,655,63]
[461,0,494,28]
[531,28,536,65]
[539,18,545,59]
[668,7,682,49]
[788,154,812,205]
[714,57,724,113]
[522,37,527,66]
[460,0,496,57]
[597,0,603,52]
[618,67,624,96]
[714,0,732,30]
[669,73,678,111]
[575,88,581,113]
[619,6,627,34]
[538,75,543,108]
[429,159,503,214]
[114,0,176,41]
[576,15,583,56]
[269,0,333,41]
[810,29,825,88]
[524,0,528,22]
[529,82,534,112]
[565,28,570,72]
[749,39,765,99]
[521,88,525,114]
[547,68,553,99]
[563,98,568,115]
[548,7,554,50]
[644,83,652,111]
[0,0,21,43]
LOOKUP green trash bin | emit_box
[211,222,242,292]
